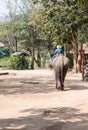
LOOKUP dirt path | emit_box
[0,69,88,130]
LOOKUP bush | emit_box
[9,55,29,70]
[0,57,10,68]
[0,48,10,58]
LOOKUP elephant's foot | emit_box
[57,86,64,91]
[56,84,58,89]
[57,86,62,90]
[61,87,64,91]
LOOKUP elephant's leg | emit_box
[58,76,62,90]
[55,72,59,89]
[63,65,68,82]
[60,78,64,90]
[61,84,64,90]
[61,74,64,90]
[56,66,64,91]
[61,65,68,90]
[55,72,61,89]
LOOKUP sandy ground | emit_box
[0,69,88,130]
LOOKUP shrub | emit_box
[9,55,29,70]
[0,48,10,58]
[0,57,10,68]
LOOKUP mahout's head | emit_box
[57,45,62,49]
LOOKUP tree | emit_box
[1,0,88,70]
[33,0,88,72]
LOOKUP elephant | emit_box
[49,54,69,90]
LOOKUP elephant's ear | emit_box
[49,60,53,68]
[49,64,53,68]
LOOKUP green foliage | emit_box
[0,57,10,68]
[84,73,88,81]
[77,0,84,6]
[9,55,29,70]
[0,48,10,59]
[67,54,74,69]
[36,0,88,44]
[78,24,88,43]
[0,0,88,69]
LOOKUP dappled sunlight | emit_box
[0,70,88,95]
[0,70,88,130]
[0,107,88,130]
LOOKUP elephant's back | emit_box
[53,54,69,67]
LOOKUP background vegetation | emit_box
[0,0,88,70]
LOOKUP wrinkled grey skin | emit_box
[49,54,69,90]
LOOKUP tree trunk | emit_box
[77,44,83,73]
[30,27,35,70]
[71,29,78,73]
[37,48,41,67]
[77,52,81,73]
[7,35,13,56]
[34,48,41,68]
[15,36,18,52]
[64,43,67,56]
[31,44,35,69]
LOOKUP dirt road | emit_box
[0,69,88,130]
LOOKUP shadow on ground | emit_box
[0,76,56,95]
[0,75,88,95]
[65,80,88,91]
[0,107,88,130]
